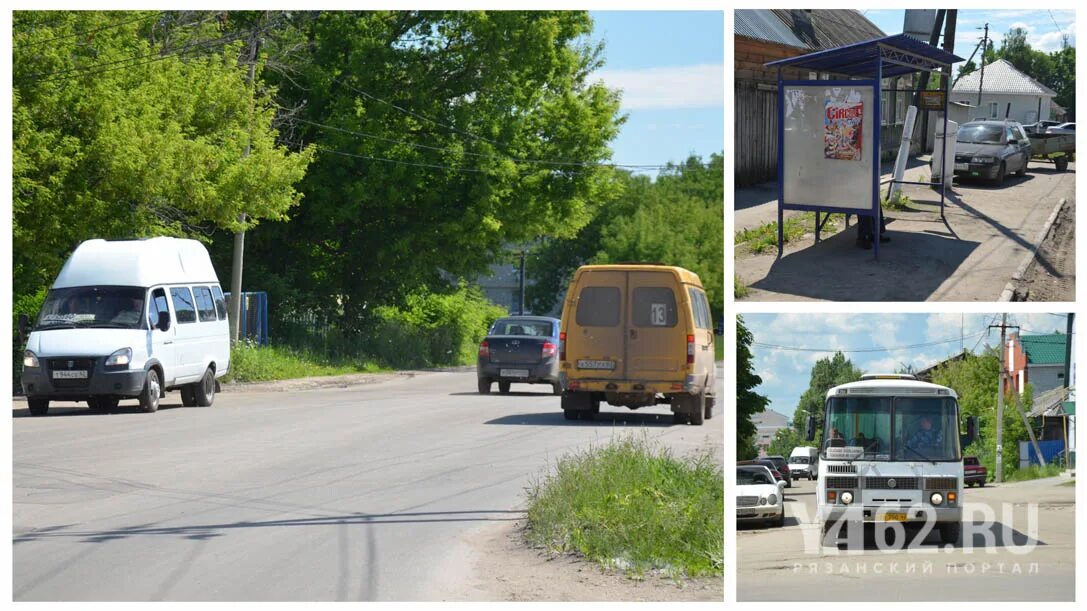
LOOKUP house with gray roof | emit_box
[951,59,1058,125]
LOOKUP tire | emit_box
[477,378,491,394]
[139,368,161,413]
[773,506,786,527]
[193,367,216,407]
[703,395,715,420]
[938,521,961,545]
[88,397,118,413]
[978,480,985,488]
[687,392,705,426]
[561,390,592,419]
[993,162,1006,186]
[180,385,197,407]
[1056,156,1068,172]
[672,412,689,425]
[28,398,49,417]
[551,382,563,396]
[1016,157,1027,177]
[563,409,580,421]
[498,381,511,394]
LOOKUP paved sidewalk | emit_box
[734,161,1076,301]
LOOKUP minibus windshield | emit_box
[36,286,146,330]
[823,395,961,462]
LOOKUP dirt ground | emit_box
[1015,198,1075,301]
[459,519,723,602]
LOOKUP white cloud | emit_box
[595,63,724,110]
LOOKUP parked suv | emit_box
[954,120,1031,186]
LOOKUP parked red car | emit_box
[964,456,987,487]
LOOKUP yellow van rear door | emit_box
[627,271,686,378]
[568,270,626,379]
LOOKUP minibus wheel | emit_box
[193,367,216,407]
[139,369,161,413]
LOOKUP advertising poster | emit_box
[824,99,864,161]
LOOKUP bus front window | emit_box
[823,397,891,460]
[894,397,961,461]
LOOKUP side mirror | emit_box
[156,310,171,332]
[805,415,816,441]
[18,313,30,337]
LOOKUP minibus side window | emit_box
[575,287,621,327]
[211,286,228,320]
[632,287,677,328]
[699,291,713,330]
[149,289,169,328]
[170,287,197,324]
[193,286,217,322]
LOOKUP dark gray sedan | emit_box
[477,316,562,395]
[953,120,1032,186]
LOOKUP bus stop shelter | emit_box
[765,34,963,260]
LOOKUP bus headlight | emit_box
[840,491,854,505]
[930,492,944,505]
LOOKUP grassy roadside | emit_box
[225,342,387,383]
[1005,463,1065,482]
[734,212,845,254]
[524,434,723,579]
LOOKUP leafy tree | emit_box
[930,348,1033,481]
[239,11,625,330]
[737,316,769,461]
[793,352,862,439]
[526,154,724,320]
[767,426,803,461]
[12,10,314,304]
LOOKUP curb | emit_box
[999,197,1068,302]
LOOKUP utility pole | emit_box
[517,249,526,315]
[1063,313,1074,469]
[977,23,989,109]
[990,313,1018,483]
[230,16,262,343]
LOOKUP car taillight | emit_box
[687,334,695,365]
[542,342,557,358]
[478,340,489,358]
[559,332,566,361]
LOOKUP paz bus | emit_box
[806,374,977,545]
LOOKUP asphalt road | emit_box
[12,368,723,601]
[737,476,1075,601]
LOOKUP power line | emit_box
[296,117,669,170]
[24,30,248,83]
[1047,10,1066,43]
[14,12,160,50]
[753,331,989,354]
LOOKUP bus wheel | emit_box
[938,522,961,545]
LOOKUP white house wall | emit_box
[950,93,1052,124]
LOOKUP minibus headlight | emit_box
[840,491,854,505]
[105,348,132,368]
[930,492,944,505]
[23,351,39,368]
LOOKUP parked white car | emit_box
[19,237,230,416]
[737,465,786,527]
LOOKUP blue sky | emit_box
[588,11,724,175]
[745,313,1074,423]
[862,9,1076,65]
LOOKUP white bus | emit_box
[805,374,977,545]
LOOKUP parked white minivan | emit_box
[19,237,230,415]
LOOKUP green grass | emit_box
[734,275,749,299]
[1005,463,1065,482]
[225,342,386,383]
[1060,480,1075,487]
[714,336,724,361]
[882,191,914,211]
[735,212,843,254]
[524,434,723,579]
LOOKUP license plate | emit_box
[500,369,529,378]
[53,370,88,379]
[577,359,615,370]
[737,508,758,517]
[879,512,908,522]
[954,163,968,171]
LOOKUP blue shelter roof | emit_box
[765,33,964,79]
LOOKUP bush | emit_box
[525,434,723,578]
[225,340,383,383]
[368,283,507,369]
